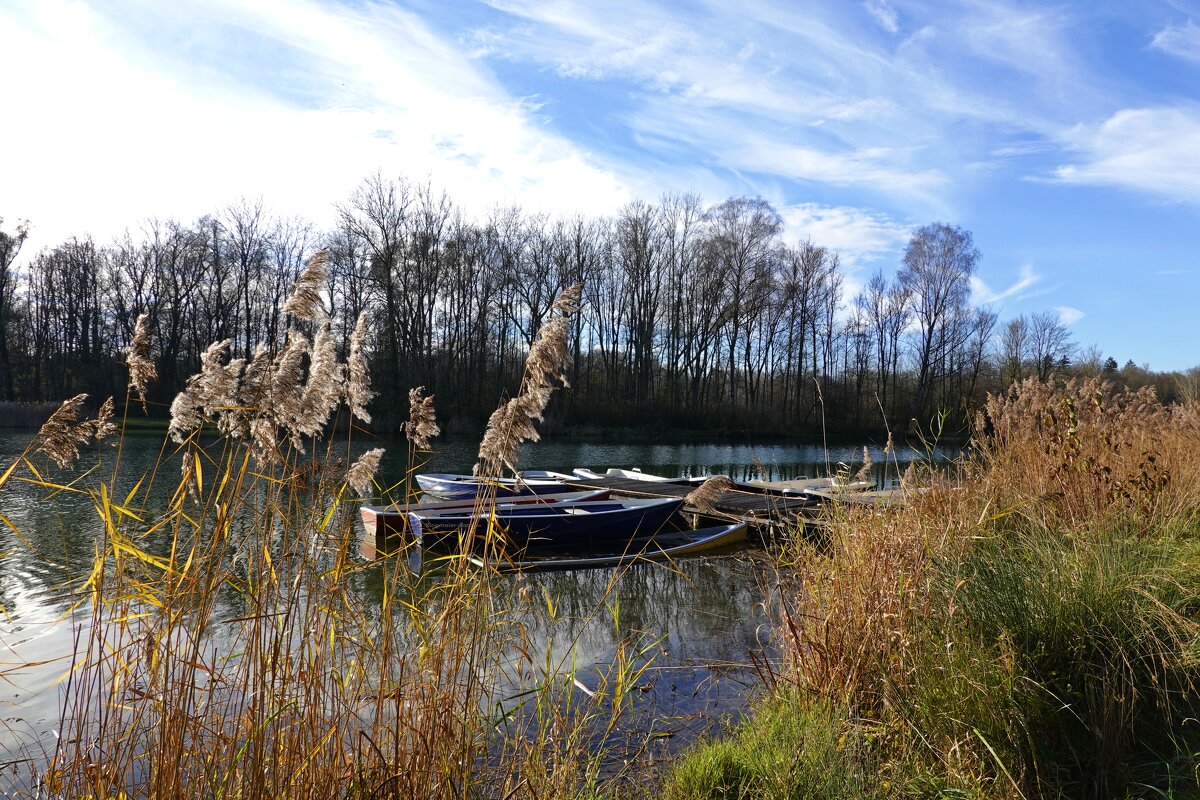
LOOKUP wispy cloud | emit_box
[1049,107,1200,203]
[863,0,899,34]
[471,0,1116,216]
[1056,306,1085,326]
[970,264,1042,305]
[779,203,911,267]
[1151,19,1200,64]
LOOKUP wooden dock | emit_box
[561,476,823,530]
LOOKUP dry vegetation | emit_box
[1,274,657,799]
[666,377,1200,800]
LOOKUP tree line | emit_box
[0,175,1183,437]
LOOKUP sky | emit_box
[2,0,1199,370]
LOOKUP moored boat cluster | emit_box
[359,466,907,570]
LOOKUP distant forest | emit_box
[0,175,1190,437]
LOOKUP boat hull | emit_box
[470,522,749,573]
[410,497,684,550]
[360,489,611,539]
[414,472,567,499]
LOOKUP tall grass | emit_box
[669,376,1200,800]
[2,275,657,799]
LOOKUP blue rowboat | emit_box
[469,522,749,573]
[359,489,611,539]
[414,472,567,499]
[409,497,684,550]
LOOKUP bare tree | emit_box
[898,222,979,420]
[1000,315,1029,384]
[1029,310,1075,380]
[0,219,29,399]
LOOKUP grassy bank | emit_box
[664,377,1200,800]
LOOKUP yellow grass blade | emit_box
[122,476,145,508]
[0,458,20,491]
[21,457,43,482]
[13,476,88,495]
[0,513,33,549]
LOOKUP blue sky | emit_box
[2,0,1199,369]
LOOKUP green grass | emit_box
[660,694,889,800]
[920,526,1200,798]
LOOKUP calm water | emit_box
[0,429,949,775]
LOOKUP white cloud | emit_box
[1056,305,1085,326]
[1151,19,1200,64]
[1050,107,1200,202]
[0,0,631,252]
[970,264,1041,305]
[863,0,899,34]
[779,203,910,267]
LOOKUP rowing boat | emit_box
[469,522,749,572]
[410,497,684,549]
[359,489,611,538]
[414,472,567,499]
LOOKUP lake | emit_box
[0,429,950,782]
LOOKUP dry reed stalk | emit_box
[124,313,156,410]
[683,475,734,512]
[281,249,328,321]
[345,309,375,423]
[347,447,385,496]
[973,377,1190,531]
[34,394,115,469]
[752,455,770,481]
[779,485,975,710]
[169,339,241,443]
[476,284,581,475]
[296,317,343,439]
[270,332,309,442]
[402,387,440,451]
[854,446,873,483]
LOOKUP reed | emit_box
[2,273,660,799]
[668,377,1200,799]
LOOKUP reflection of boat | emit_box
[415,472,566,499]
[410,497,684,549]
[360,489,611,539]
[470,522,749,573]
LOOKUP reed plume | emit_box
[270,331,310,449]
[346,447,385,496]
[35,394,116,469]
[168,339,245,443]
[92,396,117,442]
[855,446,873,483]
[345,309,375,423]
[124,313,156,410]
[402,387,440,451]
[180,446,198,501]
[683,475,734,513]
[476,284,581,475]
[297,318,343,439]
[282,249,328,321]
